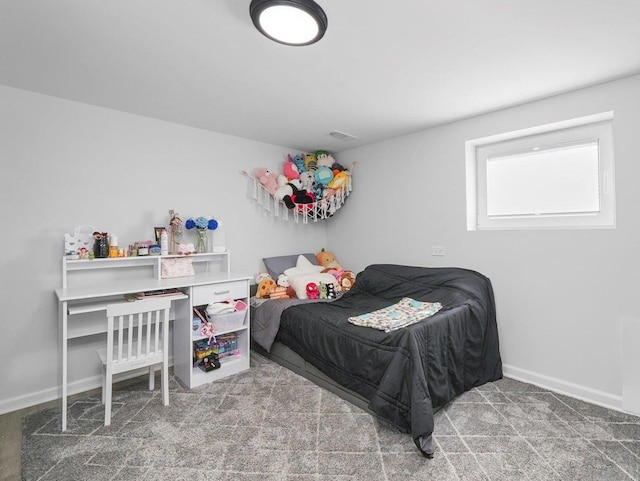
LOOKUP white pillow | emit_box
[284,254,324,278]
[284,255,336,299]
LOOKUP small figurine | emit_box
[169,209,183,254]
[306,282,320,300]
[200,321,216,345]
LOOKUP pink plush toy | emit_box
[253,168,279,196]
[284,156,300,180]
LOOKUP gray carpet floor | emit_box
[22,352,640,481]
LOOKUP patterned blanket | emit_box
[348,297,443,332]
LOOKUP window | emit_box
[466,112,615,230]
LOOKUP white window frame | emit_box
[465,112,615,230]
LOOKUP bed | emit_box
[251,263,502,457]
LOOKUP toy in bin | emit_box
[199,352,221,372]
[193,306,216,345]
[193,339,215,365]
[216,333,239,360]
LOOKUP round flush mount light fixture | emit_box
[250,0,328,46]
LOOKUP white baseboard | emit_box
[0,363,172,416]
[502,363,625,414]
[0,375,103,416]
[1,361,628,417]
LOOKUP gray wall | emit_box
[330,74,640,411]
[0,85,326,413]
[2,74,639,414]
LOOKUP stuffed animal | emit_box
[328,171,349,190]
[255,271,271,284]
[275,179,303,202]
[284,190,315,211]
[306,176,323,200]
[315,166,334,186]
[304,153,317,172]
[316,248,341,270]
[269,286,289,299]
[293,154,306,173]
[275,183,293,201]
[256,275,277,298]
[277,174,289,188]
[315,150,333,168]
[318,282,328,299]
[325,282,336,299]
[253,168,279,196]
[306,282,320,300]
[331,161,346,174]
[284,156,300,180]
[299,171,314,192]
[276,274,289,287]
[323,267,344,281]
[340,271,356,291]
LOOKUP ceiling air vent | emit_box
[329,130,357,141]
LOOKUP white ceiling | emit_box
[1,0,640,153]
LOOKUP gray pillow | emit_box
[263,253,318,279]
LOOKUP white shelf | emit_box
[62,251,231,287]
[189,353,250,388]
[67,294,189,315]
[173,278,250,389]
[192,324,248,340]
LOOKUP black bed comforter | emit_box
[275,264,502,456]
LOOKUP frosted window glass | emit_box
[486,142,599,217]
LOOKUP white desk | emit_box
[55,254,251,431]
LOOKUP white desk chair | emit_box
[98,297,171,426]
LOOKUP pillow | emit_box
[262,253,318,280]
[284,255,324,278]
[285,255,336,299]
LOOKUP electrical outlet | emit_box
[432,245,446,256]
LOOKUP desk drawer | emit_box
[192,281,247,305]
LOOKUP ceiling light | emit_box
[250,0,328,46]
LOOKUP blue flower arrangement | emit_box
[185,216,218,231]
[185,216,218,253]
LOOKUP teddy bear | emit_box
[340,271,356,291]
[256,275,277,298]
[252,168,279,196]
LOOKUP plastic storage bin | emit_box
[210,310,246,332]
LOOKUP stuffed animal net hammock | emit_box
[242,167,353,223]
